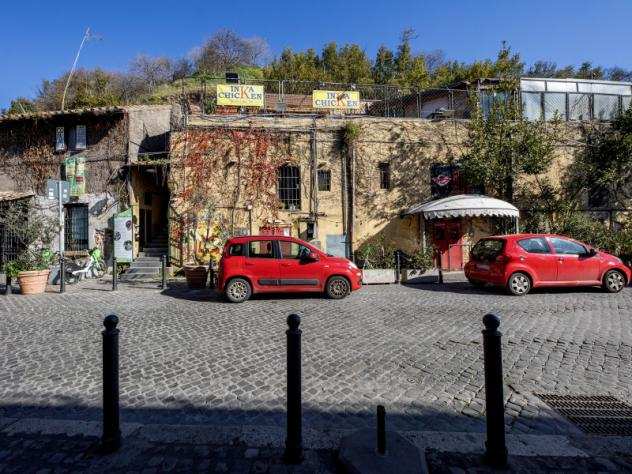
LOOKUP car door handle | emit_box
[245,262,255,267]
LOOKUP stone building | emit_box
[0,105,173,268]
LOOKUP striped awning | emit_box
[406,194,519,219]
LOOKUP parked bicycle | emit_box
[59,248,106,284]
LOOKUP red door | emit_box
[277,239,323,291]
[244,238,281,291]
[549,237,601,283]
[432,220,463,271]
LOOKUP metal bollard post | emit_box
[161,255,167,290]
[5,275,11,295]
[438,268,444,284]
[112,257,118,291]
[101,314,121,453]
[394,251,401,284]
[482,313,508,468]
[284,313,304,464]
[60,257,66,294]
[377,405,386,455]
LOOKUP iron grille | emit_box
[0,224,21,268]
[536,394,632,436]
[317,169,331,192]
[278,165,301,210]
[65,204,89,251]
[379,163,391,190]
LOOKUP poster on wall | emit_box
[113,208,133,263]
[64,156,87,196]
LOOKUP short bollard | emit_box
[438,268,444,284]
[101,314,121,453]
[284,313,303,464]
[112,257,118,291]
[482,313,508,468]
[5,275,11,295]
[161,255,167,290]
[376,405,386,455]
[60,257,66,294]
[394,250,402,284]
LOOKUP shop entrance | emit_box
[431,219,464,271]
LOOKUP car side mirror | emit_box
[588,248,597,257]
[305,251,319,261]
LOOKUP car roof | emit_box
[483,233,567,240]
[225,235,308,244]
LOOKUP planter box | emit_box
[18,269,50,295]
[362,269,396,285]
[400,268,438,284]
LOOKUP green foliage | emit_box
[4,97,36,115]
[405,246,434,272]
[0,200,57,275]
[461,97,558,201]
[342,122,361,150]
[355,236,396,269]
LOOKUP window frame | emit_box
[277,164,301,210]
[64,203,89,251]
[378,162,391,190]
[549,237,588,256]
[317,169,331,192]
[278,240,311,259]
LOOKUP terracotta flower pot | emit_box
[18,269,50,295]
[184,265,208,289]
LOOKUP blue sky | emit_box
[2,0,631,108]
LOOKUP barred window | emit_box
[378,163,391,190]
[317,169,331,191]
[278,165,301,210]
[65,204,89,251]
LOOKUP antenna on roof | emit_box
[61,28,101,111]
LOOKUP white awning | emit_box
[406,194,519,219]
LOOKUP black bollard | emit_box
[112,257,118,291]
[377,405,386,455]
[394,250,402,284]
[5,275,11,295]
[438,268,444,284]
[101,314,121,453]
[60,257,66,294]
[161,255,167,290]
[284,313,304,464]
[482,313,508,468]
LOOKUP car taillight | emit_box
[495,254,509,264]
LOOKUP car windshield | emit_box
[471,239,505,261]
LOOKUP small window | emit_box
[280,241,310,259]
[75,125,87,150]
[378,163,390,190]
[278,165,301,210]
[248,240,275,258]
[228,244,244,256]
[55,127,66,152]
[317,170,331,192]
[550,237,588,256]
[518,237,550,254]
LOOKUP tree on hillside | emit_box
[129,54,174,92]
[196,29,269,73]
[3,98,36,115]
[372,45,395,84]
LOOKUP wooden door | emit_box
[432,220,464,271]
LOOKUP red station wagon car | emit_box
[465,234,631,295]
[217,235,363,302]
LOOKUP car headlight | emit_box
[348,262,359,270]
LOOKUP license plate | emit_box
[477,263,490,271]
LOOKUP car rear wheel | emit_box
[326,276,350,299]
[603,270,626,293]
[225,278,252,303]
[507,272,531,296]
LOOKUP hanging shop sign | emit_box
[64,156,86,196]
[113,208,133,263]
[312,90,361,109]
[216,84,264,107]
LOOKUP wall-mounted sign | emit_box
[46,179,70,203]
[64,156,87,197]
[55,127,66,151]
[312,90,360,109]
[216,84,264,107]
[113,208,133,263]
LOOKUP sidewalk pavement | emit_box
[3,415,632,473]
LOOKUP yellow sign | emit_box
[312,90,361,109]
[217,84,264,107]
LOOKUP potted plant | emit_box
[399,246,436,284]
[1,199,56,295]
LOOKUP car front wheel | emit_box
[225,278,252,303]
[326,276,350,299]
[507,272,531,296]
[603,270,626,293]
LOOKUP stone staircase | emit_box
[119,232,168,282]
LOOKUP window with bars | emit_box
[278,165,301,210]
[378,163,391,190]
[65,204,89,251]
[317,169,331,192]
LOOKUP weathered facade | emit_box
[0,105,173,265]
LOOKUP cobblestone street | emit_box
[2,277,632,470]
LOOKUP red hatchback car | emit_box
[217,235,363,302]
[465,234,631,295]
